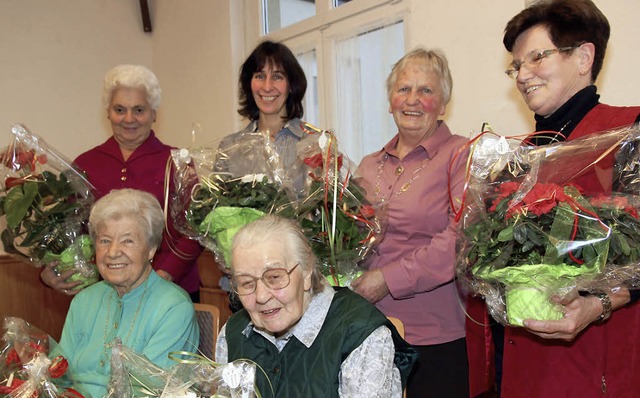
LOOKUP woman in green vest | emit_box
[214,215,416,398]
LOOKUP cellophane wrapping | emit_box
[294,126,381,287]
[0,317,86,397]
[169,130,297,269]
[170,124,382,287]
[105,341,258,398]
[456,123,640,326]
[0,124,97,290]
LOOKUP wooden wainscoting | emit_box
[0,250,232,342]
[0,255,72,342]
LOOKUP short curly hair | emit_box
[89,188,164,249]
[503,0,610,82]
[102,64,162,110]
[386,47,453,105]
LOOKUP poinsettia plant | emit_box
[457,124,640,326]
[0,124,97,290]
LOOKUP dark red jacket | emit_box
[467,104,640,398]
[75,131,202,294]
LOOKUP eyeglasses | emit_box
[231,263,299,296]
[505,46,577,78]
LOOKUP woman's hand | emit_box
[40,261,83,295]
[523,288,630,341]
[351,269,389,304]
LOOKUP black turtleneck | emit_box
[531,85,600,146]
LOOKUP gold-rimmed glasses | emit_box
[505,46,578,78]
[231,262,300,296]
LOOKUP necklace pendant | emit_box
[400,182,411,192]
[395,165,404,176]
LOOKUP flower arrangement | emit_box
[457,124,640,325]
[169,125,381,286]
[169,131,295,268]
[0,317,85,397]
[105,341,262,397]
[295,125,380,286]
[0,124,97,290]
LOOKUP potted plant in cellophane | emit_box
[457,123,640,326]
[0,124,97,290]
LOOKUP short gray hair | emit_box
[231,215,325,294]
[102,64,162,110]
[386,47,453,105]
[89,189,164,249]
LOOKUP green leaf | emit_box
[497,225,514,242]
[4,181,39,229]
[513,223,528,244]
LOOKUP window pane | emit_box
[334,21,404,164]
[334,0,353,6]
[264,0,316,33]
[295,49,319,126]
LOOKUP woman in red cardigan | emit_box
[467,1,640,397]
[40,64,202,302]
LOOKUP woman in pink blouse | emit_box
[353,48,469,398]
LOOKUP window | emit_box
[333,21,404,162]
[263,0,315,33]
[263,0,354,33]
[260,0,407,164]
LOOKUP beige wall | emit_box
[0,0,638,155]
[409,0,640,136]
[0,0,239,157]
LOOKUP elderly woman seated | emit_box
[214,215,416,398]
[50,188,199,397]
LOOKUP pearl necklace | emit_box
[374,154,430,202]
[99,276,150,367]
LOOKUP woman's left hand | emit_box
[351,269,389,304]
[522,292,602,341]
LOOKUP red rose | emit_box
[304,153,324,169]
[48,355,69,378]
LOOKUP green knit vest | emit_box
[226,287,416,398]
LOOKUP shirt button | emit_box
[121,176,127,181]
[273,367,280,374]
[121,168,127,173]
[508,339,515,345]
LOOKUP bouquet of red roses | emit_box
[0,124,97,290]
[457,123,640,325]
[294,124,381,287]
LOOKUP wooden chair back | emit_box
[194,303,221,359]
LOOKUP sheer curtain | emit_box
[295,49,319,126]
[334,21,404,164]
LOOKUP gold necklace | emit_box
[374,154,430,202]
[99,277,150,367]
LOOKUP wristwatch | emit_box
[593,291,612,322]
